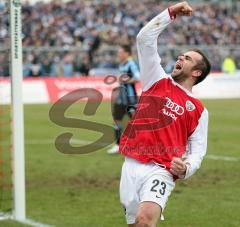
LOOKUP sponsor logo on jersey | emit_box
[186,100,196,111]
[164,97,184,115]
[162,97,184,121]
[162,108,177,121]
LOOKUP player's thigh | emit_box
[112,104,126,121]
[135,201,161,226]
[139,171,175,217]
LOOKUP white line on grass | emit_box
[23,218,53,227]
[206,154,240,162]
[0,212,53,227]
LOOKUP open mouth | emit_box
[175,62,182,70]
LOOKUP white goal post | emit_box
[10,0,26,222]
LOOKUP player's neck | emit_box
[178,80,193,93]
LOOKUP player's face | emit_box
[118,48,129,63]
[171,51,202,83]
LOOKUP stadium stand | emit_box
[0,0,239,77]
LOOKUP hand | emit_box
[169,1,193,17]
[170,157,187,176]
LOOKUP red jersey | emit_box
[120,77,204,171]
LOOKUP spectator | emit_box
[222,55,237,74]
[29,57,42,77]
[41,58,56,77]
[59,54,74,77]
[87,28,101,65]
[0,54,9,77]
[77,55,90,76]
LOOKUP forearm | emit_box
[183,109,208,179]
[137,1,193,46]
[183,155,204,179]
[136,9,174,47]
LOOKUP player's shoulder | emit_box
[188,95,204,108]
[127,58,138,66]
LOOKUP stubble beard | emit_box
[171,71,188,83]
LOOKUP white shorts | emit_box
[120,157,175,225]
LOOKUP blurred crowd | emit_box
[0,0,239,77]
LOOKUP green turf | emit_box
[0,99,240,226]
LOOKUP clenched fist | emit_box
[169,1,193,17]
[170,157,187,177]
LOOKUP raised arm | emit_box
[137,2,193,91]
[136,9,173,91]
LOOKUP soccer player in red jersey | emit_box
[119,2,211,226]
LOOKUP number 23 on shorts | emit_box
[150,179,167,198]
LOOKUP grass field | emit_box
[0,99,240,227]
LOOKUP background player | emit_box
[119,1,211,226]
[107,45,140,154]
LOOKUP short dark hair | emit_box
[190,48,211,85]
[120,44,132,55]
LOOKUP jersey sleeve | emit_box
[183,108,209,179]
[129,60,140,81]
[136,8,174,91]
